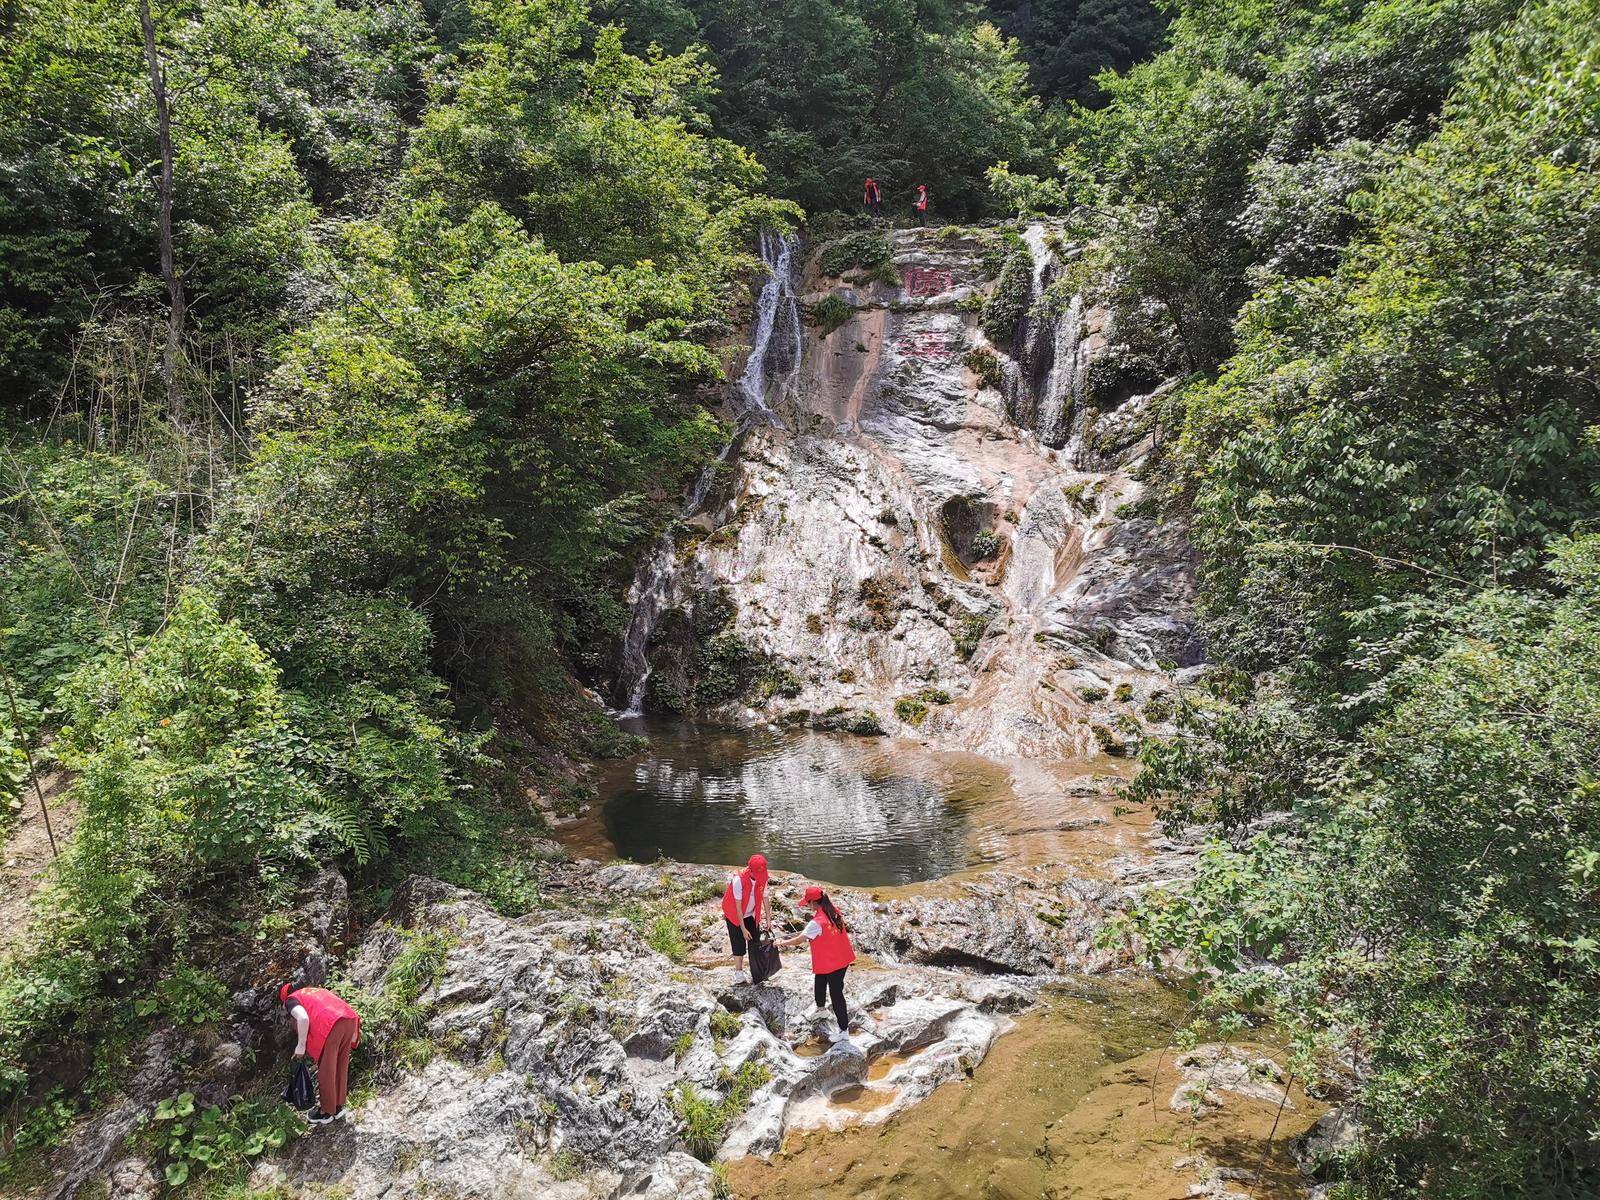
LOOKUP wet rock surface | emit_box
[627,222,1197,758]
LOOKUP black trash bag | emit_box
[282,1060,315,1110]
[749,931,783,984]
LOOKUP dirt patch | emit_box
[1,770,77,953]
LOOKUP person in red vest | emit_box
[912,183,930,226]
[281,982,362,1124]
[721,853,771,983]
[778,884,857,1044]
[863,176,882,218]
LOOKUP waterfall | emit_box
[1004,225,1091,450]
[734,229,802,426]
[612,231,802,714]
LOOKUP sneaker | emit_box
[828,1026,850,1043]
[810,1005,829,1019]
[308,1111,336,1126]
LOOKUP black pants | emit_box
[726,916,760,957]
[814,966,849,1031]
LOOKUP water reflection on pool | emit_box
[596,719,1010,886]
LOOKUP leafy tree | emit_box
[603,0,1050,213]
[985,0,1168,108]
[1115,1,1600,1193]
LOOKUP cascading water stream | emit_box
[612,231,802,714]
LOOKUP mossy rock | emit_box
[1090,724,1128,756]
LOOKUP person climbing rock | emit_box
[281,981,362,1125]
[778,884,857,1045]
[913,183,930,226]
[721,853,771,982]
[863,176,882,218]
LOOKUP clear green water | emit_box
[597,718,1011,887]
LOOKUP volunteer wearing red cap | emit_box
[721,853,772,982]
[281,981,361,1124]
[778,885,856,1043]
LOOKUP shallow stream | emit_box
[732,979,1322,1200]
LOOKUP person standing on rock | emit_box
[912,183,930,226]
[721,853,771,983]
[281,981,361,1125]
[863,176,882,218]
[777,885,857,1045]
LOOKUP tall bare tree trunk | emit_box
[139,0,185,426]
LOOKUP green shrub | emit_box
[963,347,1003,390]
[149,1092,301,1188]
[846,710,885,736]
[894,696,929,726]
[1080,685,1108,703]
[671,1084,730,1160]
[708,1009,741,1040]
[1089,724,1126,756]
[969,530,1001,560]
[1141,692,1176,723]
[135,965,229,1029]
[806,294,855,337]
[1061,482,1097,515]
[820,232,892,279]
[0,713,29,826]
[647,913,688,964]
[1113,683,1134,703]
[953,615,990,662]
[671,1060,773,1161]
[981,249,1033,347]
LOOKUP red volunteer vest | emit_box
[721,868,766,925]
[809,909,855,974]
[288,987,360,1059]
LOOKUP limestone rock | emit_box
[622,222,1196,759]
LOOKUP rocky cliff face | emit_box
[626,224,1198,759]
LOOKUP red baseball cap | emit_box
[800,885,823,904]
[748,854,768,878]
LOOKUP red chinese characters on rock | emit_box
[894,330,959,362]
[902,267,954,297]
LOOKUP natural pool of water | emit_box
[592,719,998,886]
[572,718,1140,888]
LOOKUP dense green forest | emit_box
[3,0,1598,1195]
[994,0,1600,1194]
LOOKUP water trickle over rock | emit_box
[613,231,804,714]
[619,222,1199,756]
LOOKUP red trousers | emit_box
[317,1017,357,1115]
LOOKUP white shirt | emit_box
[802,918,823,940]
[728,873,762,920]
[290,1002,310,1055]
